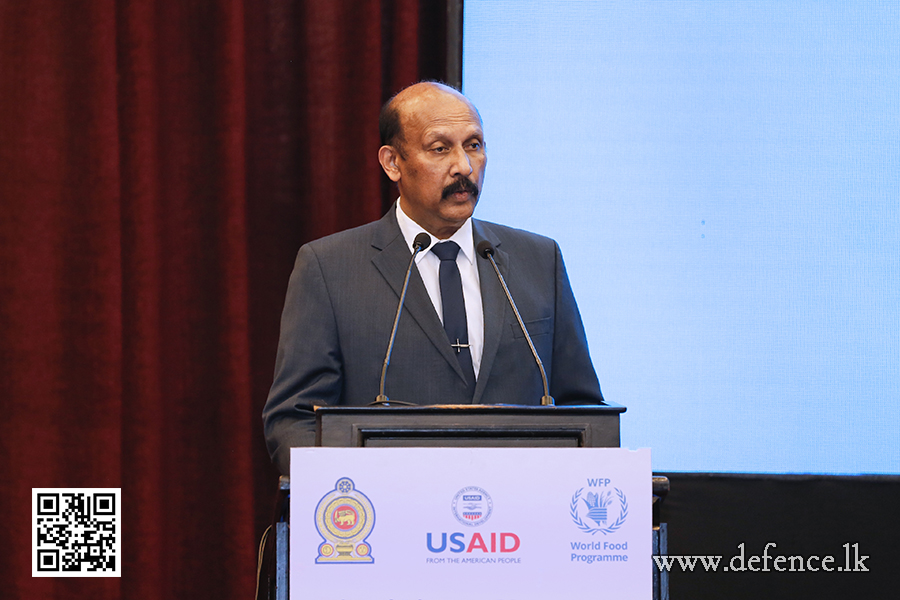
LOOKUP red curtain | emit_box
[0,1,449,598]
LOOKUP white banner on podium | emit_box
[290,447,651,600]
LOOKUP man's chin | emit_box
[444,201,477,226]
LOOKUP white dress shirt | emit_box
[395,201,484,379]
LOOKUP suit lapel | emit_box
[472,220,508,403]
[370,211,470,387]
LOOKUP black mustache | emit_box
[442,178,479,199]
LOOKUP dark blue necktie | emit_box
[431,241,476,390]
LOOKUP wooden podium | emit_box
[267,403,668,600]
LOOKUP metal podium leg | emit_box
[653,523,669,600]
[275,521,289,600]
[273,475,291,600]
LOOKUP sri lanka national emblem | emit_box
[314,478,375,563]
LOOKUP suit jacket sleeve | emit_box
[263,244,342,474]
[548,241,604,404]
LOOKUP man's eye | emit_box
[432,146,448,153]
[469,141,482,150]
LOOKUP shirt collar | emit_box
[395,200,475,265]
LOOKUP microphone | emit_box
[477,240,554,406]
[374,232,432,405]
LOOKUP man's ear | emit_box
[378,145,402,183]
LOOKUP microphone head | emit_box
[476,240,495,258]
[413,232,432,251]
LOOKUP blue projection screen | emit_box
[463,0,899,474]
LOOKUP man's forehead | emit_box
[419,119,483,143]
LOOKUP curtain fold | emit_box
[0,1,449,597]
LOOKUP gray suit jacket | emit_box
[263,209,603,473]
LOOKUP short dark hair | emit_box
[379,80,459,148]
[379,98,403,148]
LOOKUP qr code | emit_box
[32,488,121,577]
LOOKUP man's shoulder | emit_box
[474,218,559,253]
[302,212,396,256]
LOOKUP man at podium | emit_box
[263,81,604,474]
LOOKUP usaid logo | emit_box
[451,486,492,527]
[429,486,521,557]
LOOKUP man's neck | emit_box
[397,199,468,240]
[395,201,474,260]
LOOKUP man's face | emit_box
[382,89,486,239]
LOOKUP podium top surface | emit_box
[313,402,625,448]
[314,402,626,415]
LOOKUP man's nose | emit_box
[448,146,473,177]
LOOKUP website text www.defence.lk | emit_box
[653,543,869,573]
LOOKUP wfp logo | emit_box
[451,486,492,527]
[570,486,628,535]
[313,477,375,563]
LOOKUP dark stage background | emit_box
[660,473,895,599]
[1,1,450,598]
